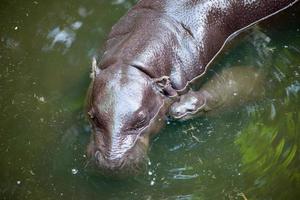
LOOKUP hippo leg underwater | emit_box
[169,66,265,121]
[86,0,299,174]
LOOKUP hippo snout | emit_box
[87,135,149,175]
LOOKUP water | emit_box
[0,1,299,199]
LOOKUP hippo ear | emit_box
[153,76,178,98]
[90,57,101,79]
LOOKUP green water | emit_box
[0,1,299,199]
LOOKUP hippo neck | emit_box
[100,0,298,91]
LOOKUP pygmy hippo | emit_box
[86,0,299,175]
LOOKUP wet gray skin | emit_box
[86,0,299,175]
[169,66,265,121]
[86,64,175,175]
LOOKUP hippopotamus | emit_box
[169,66,265,121]
[86,0,299,174]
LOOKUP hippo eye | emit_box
[131,111,148,130]
[134,117,147,129]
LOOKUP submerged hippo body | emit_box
[170,66,265,121]
[86,0,299,174]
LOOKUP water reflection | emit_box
[169,167,199,180]
[235,39,300,200]
[2,37,20,50]
[286,80,300,96]
[43,21,83,53]
[78,7,93,18]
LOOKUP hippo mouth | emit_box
[86,132,150,176]
[95,144,148,175]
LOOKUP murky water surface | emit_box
[0,1,299,199]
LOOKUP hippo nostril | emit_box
[94,150,112,169]
[95,150,100,158]
[94,150,102,163]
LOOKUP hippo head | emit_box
[86,63,176,175]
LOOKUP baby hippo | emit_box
[169,66,265,121]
